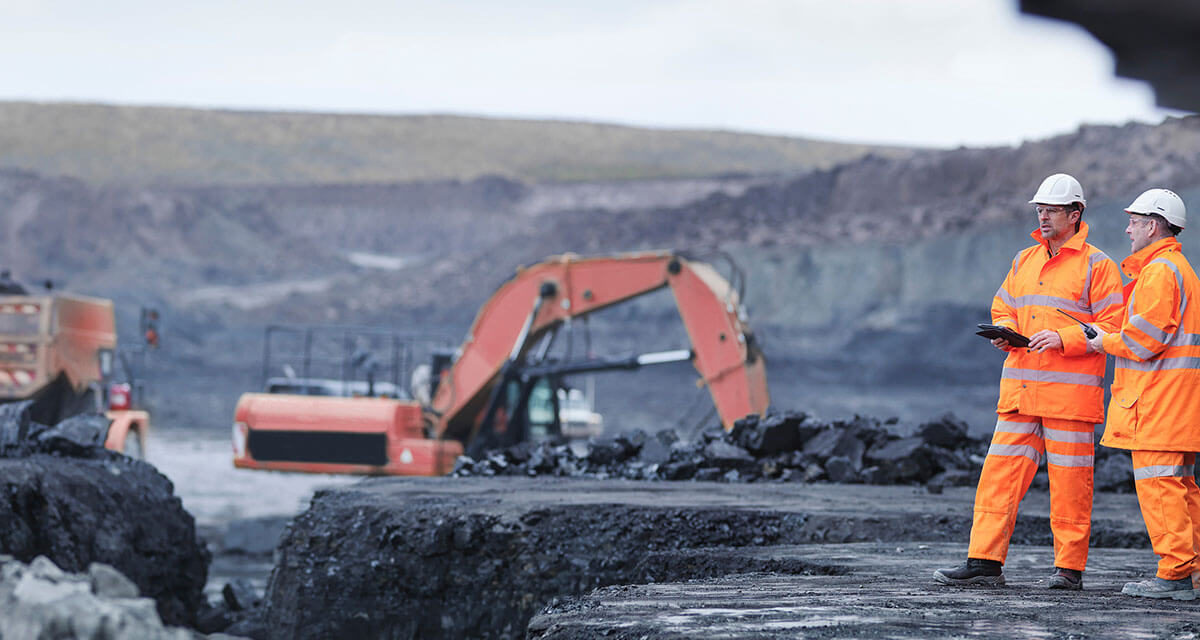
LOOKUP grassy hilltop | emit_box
[0,101,910,185]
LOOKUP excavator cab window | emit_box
[525,377,558,441]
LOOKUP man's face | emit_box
[1126,214,1157,253]
[1035,204,1078,242]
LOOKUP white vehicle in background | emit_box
[557,384,603,440]
[525,378,604,441]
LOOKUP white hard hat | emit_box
[1029,173,1086,207]
[1125,188,1187,229]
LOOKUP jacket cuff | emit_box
[1059,326,1087,356]
[1102,332,1122,357]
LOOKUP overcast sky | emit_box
[0,0,1184,148]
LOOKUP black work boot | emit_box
[933,558,1005,586]
[1047,567,1082,590]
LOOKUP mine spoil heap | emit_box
[0,401,210,635]
[257,411,1147,639]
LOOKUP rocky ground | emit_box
[528,542,1198,639]
[0,405,1187,640]
[256,477,1160,640]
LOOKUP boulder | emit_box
[916,413,971,449]
[0,555,194,640]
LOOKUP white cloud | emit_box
[0,0,1182,147]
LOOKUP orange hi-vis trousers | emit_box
[1131,451,1200,580]
[969,413,1095,570]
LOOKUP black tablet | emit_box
[976,323,1030,348]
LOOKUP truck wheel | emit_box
[124,430,144,459]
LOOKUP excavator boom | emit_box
[431,251,769,442]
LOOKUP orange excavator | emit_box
[0,274,153,456]
[232,251,770,475]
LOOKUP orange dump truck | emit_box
[0,289,149,455]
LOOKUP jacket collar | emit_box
[1030,220,1090,255]
[1121,236,1182,280]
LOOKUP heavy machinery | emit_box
[232,251,770,475]
[0,277,152,456]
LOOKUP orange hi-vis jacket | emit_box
[993,222,1124,423]
[1100,237,1200,452]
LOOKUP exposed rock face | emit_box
[0,403,210,627]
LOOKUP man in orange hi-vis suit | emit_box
[1088,188,1200,600]
[935,173,1123,590]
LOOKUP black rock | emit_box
[728,411,808,455]
[927,468,977,490]
[803,426,867,470]
[224,615,271,640]
[637,437,673,465]
[693,467,723,481]
[31,411,109,455]
[0,399,32,449]
[621,429,649,450]
[860,465,893,485]
[867,437,934,481]
[451,455,475,476]
[195,603,236,634]
[586,437,625,465]
[825,456,859,483]
[702,441,755,468]
[916,413,971,448]
[223,578,261,612]
[661,460,697,480]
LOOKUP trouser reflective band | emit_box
[1131,450,1200,580]
[969,413,1095,570]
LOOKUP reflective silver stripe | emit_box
[1045,452,1094,468]
[1133,464,1195,481]
[1115,356,1200,372]
[994,419,1040,435]
[1130,314,1171,345]
[1150,257,1189,319]
[1043,427,1094,444]
[987,443,1041,464]
[1121,331,1159,361]
[1078,251,1112,309]
[1001,367,1103,387]
[1089,251,1112,267]
[1006,294,1089,313]
[1091,292,1122,314]
[996,287,1016,308]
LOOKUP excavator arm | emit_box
[430,251,769,443]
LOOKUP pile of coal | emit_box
[0,400,211,629]
[453,410,1140,492]
[451,411,981,488]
